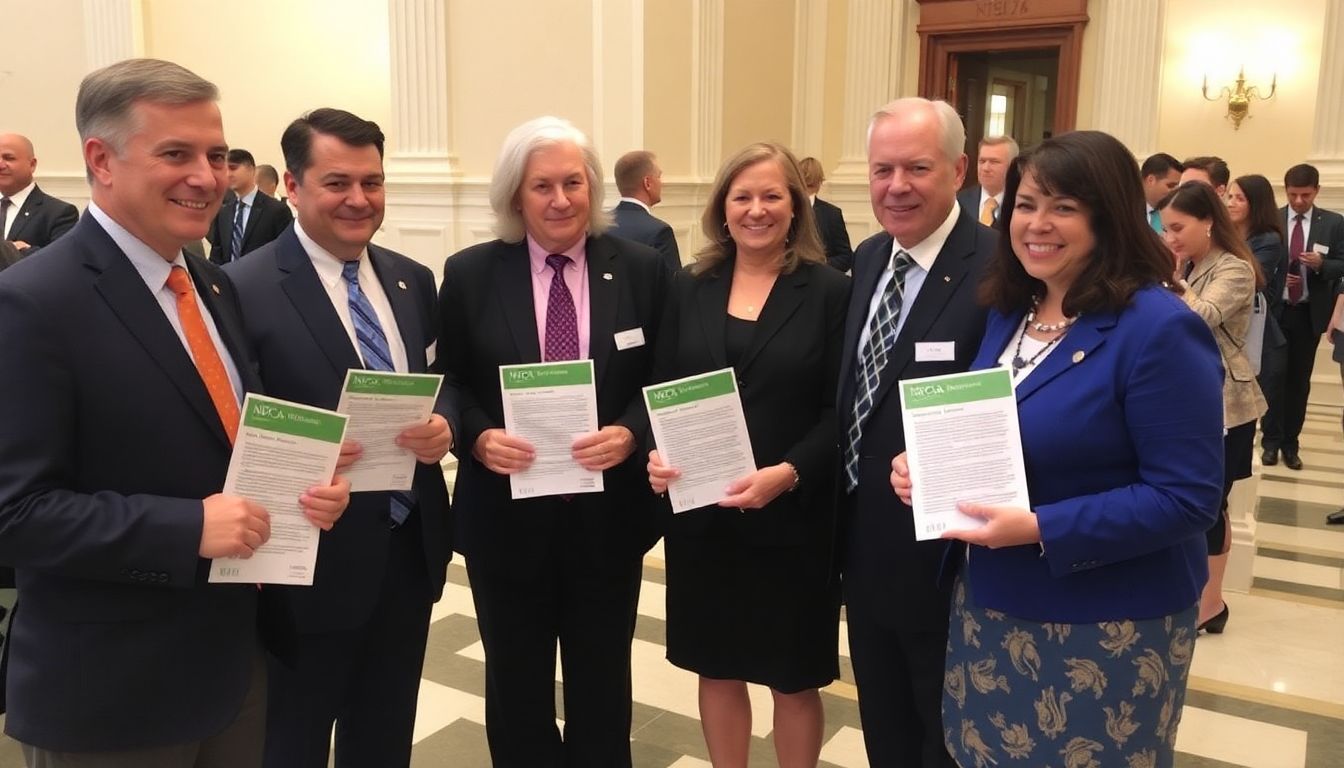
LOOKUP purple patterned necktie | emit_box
[544,254,579,361]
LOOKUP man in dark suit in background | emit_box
[226,108,455,768]
[609,149,681,271]
[256,163,281,199]
[839,97,994,768]
[1261,163,1344,471]
[1181,155,1231,198]
[207,148,292,264]
[956,134,1017,229]
[0,57,348,768]
[0,133,79,252]
[799,156,855,272]
[1141,153,1184,232]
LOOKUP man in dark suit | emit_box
[1261,163,1344,470]
[1181,155,1230,198]
[0,58,348,768]
[609,149,681,271]
[839,98,994,768]
[207,148,292,264]
[439,117,666,767]
[956,134,1017,230]
[226,108,455,768]
[0,133,79,252]
[1141,153,1183,232]
[799,156,855,272]
[256,163,281,199]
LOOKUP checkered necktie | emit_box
[342,260,413,526]
[844,250,914,491]
[544,254,580,361]
[229,200,246,262]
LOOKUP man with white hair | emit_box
[437,116,668,767]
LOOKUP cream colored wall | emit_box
[644,0,694,177]
[1154,0,1323,181]
[141,0,391,172]
[721,0,795,160]
[820,0,849,174]
[1,0,88,176]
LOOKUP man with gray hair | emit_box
[438,115,666,766]
[609,149,680,271]
[0,58,349,767]
[837,97,994,767]
[957,134,1019,227]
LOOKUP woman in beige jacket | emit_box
[1159,180,1267,635]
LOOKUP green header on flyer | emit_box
[500,361,593,390]
[645,370,736,410]
[901,369,1011,409]
[345,371,441,397]
[242,395,347,443]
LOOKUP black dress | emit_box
[663,310,841,693]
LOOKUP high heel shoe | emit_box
[1198,603,1229,634]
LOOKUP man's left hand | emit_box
[398,414,454,464]
[300,474,352,531]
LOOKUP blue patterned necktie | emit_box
[844,250,915,491]
[544,254,580,361]
[229,200,247,262]
[342,259,412,525]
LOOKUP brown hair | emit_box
[1158,181,1266,290]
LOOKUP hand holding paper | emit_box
[572,426,635,471]
[199,494,270,559]
[397,414,453,464]
[717,464,794,510]
[947,501,1041,548]
[299,474,351,531]
[647,450,679,494]
[473,429,537,474]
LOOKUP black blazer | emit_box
[610,200,681,272]
[224,226,455,632]
[437,234,669,572]
[649,259,850,546]
[207,189,293,264]
[4,185,78,249]
[0,214,277,751]
[837,209,995,629]
[1279,205,1344,334]
[811,197,854,273]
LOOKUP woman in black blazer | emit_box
[647,143,850,767]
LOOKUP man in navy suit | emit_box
[0,133,78,252]
[956,135,1017,229]
[838,98,995,767]
[225,109,455,768]
[207,148,293,264]
[609,149,681,271]
[0,58,348,768]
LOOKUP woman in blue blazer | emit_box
[892,131,1225,768]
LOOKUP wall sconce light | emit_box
[1202,68,1276,130]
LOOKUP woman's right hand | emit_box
[890,452,913,506]
[647,450,680,494]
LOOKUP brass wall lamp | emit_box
[1202,67,1276,130]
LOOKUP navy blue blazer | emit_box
[610,200,681,272]
[0,214,274,751]
[224,226,455,632]
[961,285,1225,623]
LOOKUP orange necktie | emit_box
[166,266,240,444]
[980,197,998,226]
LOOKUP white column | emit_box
[1308,0,1344,209]
[591,0,644,170]
[790,0,828,157]
[385,0,456,181]
[82,0,143,70]
[1090,0,1165,159]
[690,0,724,179]
[831,0,906,182]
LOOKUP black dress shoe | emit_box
[1261,448,1279,466]
[1198,603,1229,634]
[1283,452,1303,470]
[1327,508,1344,525]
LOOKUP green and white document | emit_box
[336,370,444,492]
[500,360,602,499]
[209,394,348,586]
[899,368,1030,541]
[643,368,755,514]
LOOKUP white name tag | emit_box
[614,327,646,350]
[425,341,437,367]
[915,341,955,362]
[1314,243,1330,255]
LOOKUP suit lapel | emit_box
[7,189,41,242]
[369,246,426,371]
[275,229,363,374]
[494,240,541,363]
[1012,311,1116,404]
[840,234,892,385]
[737,264,807,375]
[587,235,619,385]
[695,264,731,370]
[239,195,263,250]
[219,197,238,257]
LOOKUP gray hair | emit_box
[868,97,966,164]
[76,59,218,180]
[980,134,1021,160]
[489,116,611,243]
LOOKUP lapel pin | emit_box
[211,284,221,295]
[1072,350,1085,364]
[397,280,408,290]
[943,275,951,282]
[602,272,613,281]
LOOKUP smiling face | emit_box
[723,158,794,262]
[868,110,966,247]
[286,133,385,261]
[517,141,591,254]
[0,134,37,197]
[1009,170,1096,296]
[85,99,227,259]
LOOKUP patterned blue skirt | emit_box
[942,574,1198,768]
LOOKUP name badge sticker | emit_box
[614,327,646,351]
[915,341,956,362]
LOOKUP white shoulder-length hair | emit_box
[489,116,612,243]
